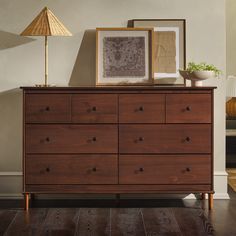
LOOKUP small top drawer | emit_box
[166,94,212,123]
[25,94,71,123]
[119,94,165,123]
[72,94,118,123]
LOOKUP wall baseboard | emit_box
[0,171,22,176]
[0,194,23,199]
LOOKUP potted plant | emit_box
[179,62,221,87]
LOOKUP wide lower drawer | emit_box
[25,155,118,184]
[119,124,211,154]
[119,155,211,184]
[25,125,118,153]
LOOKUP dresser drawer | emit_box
[25,155,118,184]
[166,94,212,123]
[25,125,118,153]
[119,155,211,184]
[72,94,118,123]
[119,124,211,154]
[25,94,71,123]
[119,94,165,123]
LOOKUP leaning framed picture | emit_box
[129,19,186,85]
[96,28,153,86]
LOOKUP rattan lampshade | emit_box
[20,7,72,86]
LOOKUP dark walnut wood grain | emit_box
[119,155,211,184]
[25,94,71,123]
[119,124,211,154]
[25,155,118,184]
[166,93,212,123]
[72,94,118,123]
[25,124,118,154]
[119,94,165,123]
[25,184,212,193]
[22,87,215,210]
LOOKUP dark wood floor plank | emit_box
[75,208,110,236]
[141,208,181,236]
[0,210,17,235]
[4,208,48,236]
[111,208,146,236]
[174,208,213,236]
[39,208,79,236]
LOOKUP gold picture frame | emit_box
[129,19,186,85]
[96,27,154,86]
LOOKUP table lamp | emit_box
[20,7,72,86]
[226,76,236,117]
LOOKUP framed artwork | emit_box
[96,28,153,85]
[129,19,186,85]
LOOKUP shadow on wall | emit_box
[69,30,96,86]
[0,89,22,171]
[0,30,35,50]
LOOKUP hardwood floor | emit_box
[0,187,235,236]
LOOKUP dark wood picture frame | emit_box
[128,19,186,86]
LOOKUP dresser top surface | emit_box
[21,86,216,91]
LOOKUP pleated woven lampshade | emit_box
[20,7,72,86]
[20,7,72,36]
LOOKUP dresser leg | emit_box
[24,193,30,211]
[208,193,213,210]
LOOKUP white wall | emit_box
[0,0,227,198]
[226,0,236,76]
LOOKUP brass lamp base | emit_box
[35,84,52,87]
[35,84,56,87]
[226,97,236,117]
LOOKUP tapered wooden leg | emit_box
[24,193,29,211]
[201,193,206,200]
[208,193,213,210]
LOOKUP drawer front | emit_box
[25,94,71,123]
[119,155,211,184]
[119,94,165,123]
[25,125,117,154]
[119,124,211,154]
[25,155,118,184]
[166,94,212,123]
[72,94,118,123]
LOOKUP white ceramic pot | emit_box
[179,70,215,87]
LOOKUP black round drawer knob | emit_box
[92,106,97,111]
[92,167,97,172]
[186,106,191,111]
[185,137,191,142]
[186,167,191,172]
[139,137,144,141]
[139,167,144,172]
[46,137,50,142]
[92,137,97,142]
[46,167,50,172]
[45,106,50,111]
[139,106,144,111]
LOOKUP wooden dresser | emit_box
[21,86,215,210]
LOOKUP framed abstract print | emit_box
[96,28,153,85]
[129,19,186,85]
